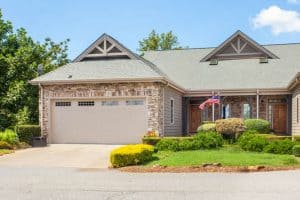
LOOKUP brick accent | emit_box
[40,82,164,137]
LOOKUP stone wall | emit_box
[40,82,164,137]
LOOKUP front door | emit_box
[272,104,287,134]
[189,105,201,133]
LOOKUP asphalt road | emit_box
[0,166,300,200]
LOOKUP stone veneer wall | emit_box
[40,82,164,137]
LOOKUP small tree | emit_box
[138,30,182,52]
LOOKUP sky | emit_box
[2,0,300,59]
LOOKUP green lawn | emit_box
[147,146,300,167]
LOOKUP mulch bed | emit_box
[118,165,300,173]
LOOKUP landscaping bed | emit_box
[0,149,13,156]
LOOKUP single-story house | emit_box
[31,30,300,144]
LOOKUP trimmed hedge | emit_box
[264,139,295,155]
[244,119,270,134]
[0,141,13,149]
[293,145,300,157]
[260,134,292,141]
[142,136,193,145]
[110,144,154,168]
[293,135,300,142]
[238,131,269,152]
[0,129,19,145]
[156,131,223,151]
[16,125,41,145]
[197,123,216,133]
[215,118,245,138]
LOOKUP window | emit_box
[102,100,118,106]
[170,98,174,124]
[78,101,94,106]
[243,103,251,119]
[126,99,144,106]
[55,102,71,107]
[222,104,230,119]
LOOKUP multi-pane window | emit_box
[126,100,144,106]
[55,102,71,107]
[243,103,251,119]
[78,101,94,106]
[170,99,174,124]
[222,104,230,119]
[102,101,118,106]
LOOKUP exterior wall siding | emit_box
[40,82,164,139]
[292,85,300,136]
[163,86,182,136]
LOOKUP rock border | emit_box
[118,165,300,173]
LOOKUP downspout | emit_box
[39,83,43,136]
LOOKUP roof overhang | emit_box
[287,72,300,91]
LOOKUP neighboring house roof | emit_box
[31,31,300,93]
[143,43,300,91]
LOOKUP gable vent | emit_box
[259,57,268,64]
[210,59,218,65]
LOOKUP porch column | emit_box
[256,90,259,119]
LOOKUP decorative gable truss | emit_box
[201,30,278,62]
[74,34,139,62]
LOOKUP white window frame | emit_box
[170,98,174,124]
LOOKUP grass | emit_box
[147,146,300,167]
[0,149,13,156]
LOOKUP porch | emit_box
[182,94,292,135]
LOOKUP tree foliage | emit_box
[138,30,182,52]
[0,9,69,130]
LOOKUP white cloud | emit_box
[252,5,300,35]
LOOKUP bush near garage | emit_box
[0,141,13,150]
[16,125,41,145]
[110,144,154,168]
[293,145,300,157]
[238,131,269,152]
[0,129,19,145]
[244,119,270,134]
[263,139,295,155]
[143,136,193,146]
[215,118,245,140]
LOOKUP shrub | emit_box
[193,131,223,149]
[142,137,161,145]
[293,135,300,142]
[260,134,292,141]
[16,125,41,145]
[0,129,19,145]
[293,145,300,157]
[264,139,295,154]
[0,141,13,149]
[156,139,180,151]
[197,123,216,133]
[110,144,154,168]
[215,118,245,138]
[244,119,270,134]
[178,139,195,151]
[238,131,269,152]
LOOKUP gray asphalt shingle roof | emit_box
[143,43,300,90]
[31,59,163,83]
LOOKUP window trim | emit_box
[170,98,174,124]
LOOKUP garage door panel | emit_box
[51,99,147,144]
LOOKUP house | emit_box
[31,30,300,144]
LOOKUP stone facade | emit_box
[40,82,164,137]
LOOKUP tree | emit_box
[0,9,69,130]
[138,30,182,52]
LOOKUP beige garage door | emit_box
[51,99,147,144]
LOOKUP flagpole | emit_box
[212,103,215,122]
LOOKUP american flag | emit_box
[199,95,220,110]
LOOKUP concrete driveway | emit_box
[0,144,119,168]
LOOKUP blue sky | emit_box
[2,0,300,59]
